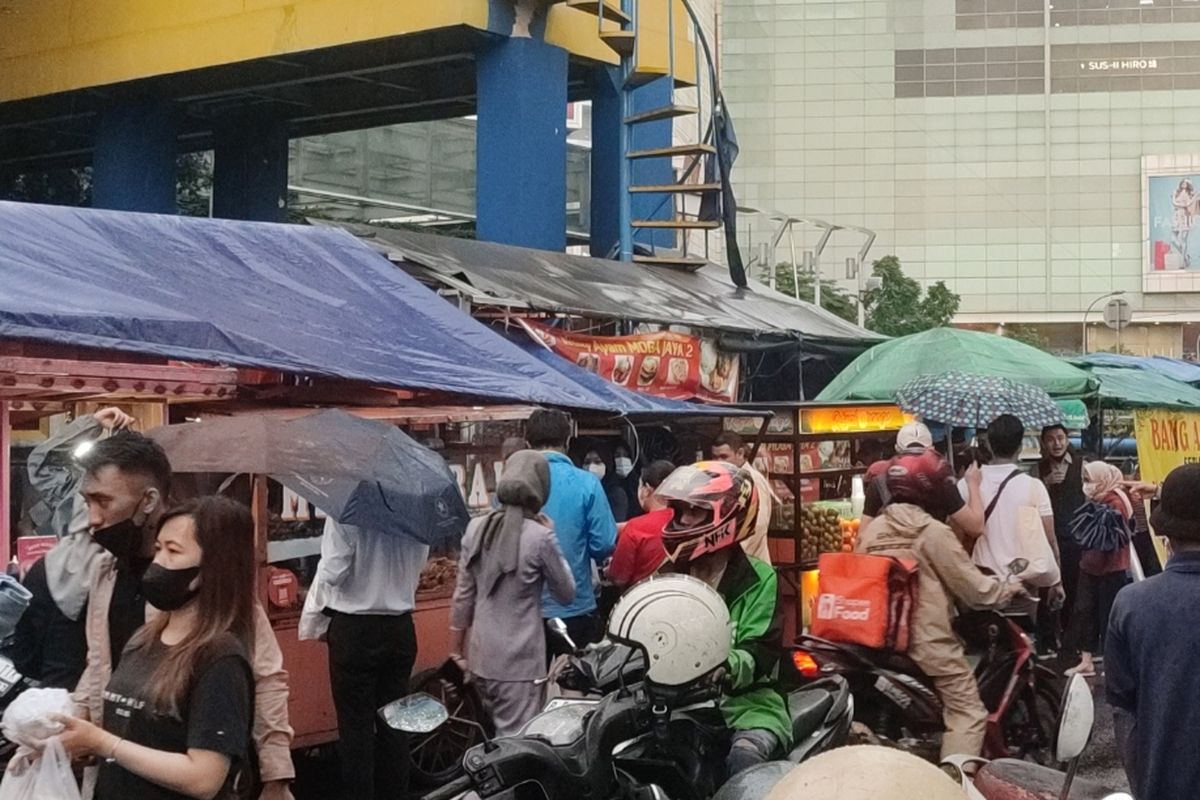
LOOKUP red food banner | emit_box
[524,321,739,402]
[16,535,56,580]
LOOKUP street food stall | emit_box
[725,402,913,633]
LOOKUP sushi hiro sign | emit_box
[524,321,738,402]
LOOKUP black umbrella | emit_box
[149,409,469,545]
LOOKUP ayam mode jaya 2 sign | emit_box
[525,321,739,403]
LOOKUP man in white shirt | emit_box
[317,519,429,800]
[957,414,1066,612]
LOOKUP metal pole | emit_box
[788,224,799,301]
[617,0,635,261]
[1081,291,1124,354]
[0,401,10,568]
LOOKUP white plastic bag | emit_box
[0,737,82,800]
[1,689,72,749]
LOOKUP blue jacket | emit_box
[539,451,617,619]
[1106,551,1200,800]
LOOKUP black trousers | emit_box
[1065,571,1128,656]
[328,611,417,800]
[1037,537,1082,654]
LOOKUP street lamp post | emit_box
[1081,290,1126,354]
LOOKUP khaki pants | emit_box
[933,670,988,758]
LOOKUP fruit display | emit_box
[800,505,843,562]
[839,517,861,552]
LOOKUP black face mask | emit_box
[92,518,142,561]
[140,563,201,612]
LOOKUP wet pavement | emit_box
[1076,671,1131,793]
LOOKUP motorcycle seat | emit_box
[787,687,835,742]
[976,758,1122,799]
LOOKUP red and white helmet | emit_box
[655,461,759,563]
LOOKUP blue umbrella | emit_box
[895,372,1065,430]
[150,409,469,545]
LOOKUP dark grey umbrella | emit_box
[149,409,469,545]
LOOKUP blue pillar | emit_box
[589,67,622,258]
[212,114,290,222]
[628,76,675,250]
[92,102,178,213]
[476,35,568,251]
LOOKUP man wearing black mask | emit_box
[10,407,133,689]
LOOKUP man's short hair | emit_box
[641,460,676,489]
[987,414,1025,460]
[79,430,172,495]
[1040,424,1067,439]
[525,409,573,449]
[713,432,746,452]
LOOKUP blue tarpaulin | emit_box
[0,202,616,409]
[514,337,758,418]
[1073,352,1200,386]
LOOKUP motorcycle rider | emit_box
[856,449,1022,758]
[654,461,792,776]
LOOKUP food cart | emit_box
[725,401,913,634]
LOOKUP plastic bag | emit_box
[0,737,82,800]
[1,689,72,749]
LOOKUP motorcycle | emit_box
[785,608,1062,763]
[384,637,854,800]
[941,673,1132,800]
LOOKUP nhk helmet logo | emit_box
[816,593,871,622]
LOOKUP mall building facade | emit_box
[722,0,1200,355]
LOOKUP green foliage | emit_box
[1002,324,1050,351]
[0,154,213,215]
[766,263,857,322]
[862,255,960,336]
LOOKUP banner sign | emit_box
[1133,409,1200,483]
[525,322,739,402]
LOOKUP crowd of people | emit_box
[4,401,1197,800]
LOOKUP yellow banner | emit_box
[1133,409,1200,483]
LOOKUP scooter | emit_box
[786,607,1062,764]
[941,673,1132,800]
[384,637,854,800]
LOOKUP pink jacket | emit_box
[73,555,295,796]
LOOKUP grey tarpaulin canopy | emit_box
[324,222,882,346]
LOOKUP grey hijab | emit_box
[464,450,551,596]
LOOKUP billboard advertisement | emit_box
[1142,156,1200,292]
[1147,172,1200,271]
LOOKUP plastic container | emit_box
[850,475,866,518]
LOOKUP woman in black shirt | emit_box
[55,496,257,800]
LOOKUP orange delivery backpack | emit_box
[810,552,919,652]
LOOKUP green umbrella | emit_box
[816,327,1096,401]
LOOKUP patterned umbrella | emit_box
[895,371,1065,429]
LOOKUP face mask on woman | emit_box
[587,463,607,480]
[141,563,201,611]
[615,457,634,478]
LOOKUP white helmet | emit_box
[607,574,732,687]
[764,746,968,800]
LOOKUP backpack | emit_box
[1070,500,1131,553]
[810,552,919,652]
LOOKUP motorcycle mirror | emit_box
[547,618,578,652]
[1056,673,1095,763]
[378,692,449,734]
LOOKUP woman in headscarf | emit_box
[449,450,576,735]
[1065,461,1132,677]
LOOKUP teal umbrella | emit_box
[896,372,1064,429]
[817,327,1095,401]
